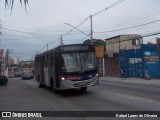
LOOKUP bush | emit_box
[0,75,8,86]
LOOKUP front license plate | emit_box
[79,82,86,86]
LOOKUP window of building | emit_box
[132,39,142,46]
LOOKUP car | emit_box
[21,71,34,80]
[15,71,22,77]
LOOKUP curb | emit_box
[99,77,160,87]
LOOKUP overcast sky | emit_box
[0,0,160,60]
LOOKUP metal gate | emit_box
[104,54,119,77]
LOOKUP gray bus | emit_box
[34,44,99,92]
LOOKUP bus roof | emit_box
[35,44,93,58]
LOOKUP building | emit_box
[105,34,143,54]
[157,37,160,51]
[104,34,143,77]
[12,56,19,65]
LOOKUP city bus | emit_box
[34,44,99,91]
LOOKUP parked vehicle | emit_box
[21,72,34,80]
[15,71,22,77]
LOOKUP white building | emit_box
[12,56,19,65]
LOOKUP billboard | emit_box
[95,46,104,57]
[144,51,160,78]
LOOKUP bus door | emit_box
[48,52,55,87]
[44,54,50,86]
[55,51,60,88]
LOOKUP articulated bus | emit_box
[34,44,99,91]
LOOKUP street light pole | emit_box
[0,20,2,35]
[60,35,63,45]
[5,49,9,69]
[90,15,93,45]
[46,44,48,51]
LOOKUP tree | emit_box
[5,0,28,11]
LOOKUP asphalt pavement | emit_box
[1,77,160,120]
[100,76,160,87]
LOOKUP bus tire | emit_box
[80,87,87,91]
[50,78,59,93]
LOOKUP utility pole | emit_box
[60,35,63,45]
[0,22,2,75]
[0,19,2,35]
[0,20,2,46]
[46,44,48,51]
[90,15,93,45]
[5,49,9,69]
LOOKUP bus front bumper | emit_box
[60,76,99,90]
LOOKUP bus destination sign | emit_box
[61,45,89,52]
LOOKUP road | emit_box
[0,77,160,119]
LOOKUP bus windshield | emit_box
[61,52,97,72]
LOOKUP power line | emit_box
[1,24,74,33]
[2,27,45,36]
[64,23,91,37]
[63,17,90,37]
[92,0,125,17]
[31,30,160,61]
[94,19,160,33]
[1,25,85,37]
[47,38,59,45]
[36,0,126,54]
[96,11,160,31]
[3,0,126,55]
[63,0,126,37]
[38,40,60,53]
[38,44,48,53]
[4,44,43,46]
[142,31,160,38]
[0,35,58,41]
[77,36,89,43]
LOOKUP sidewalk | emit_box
[100,76,160,87]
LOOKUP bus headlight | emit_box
[96,73,99,77]
[61,77,65,80]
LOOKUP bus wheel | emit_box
[50,82,59,94]
[80,87,87,91]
